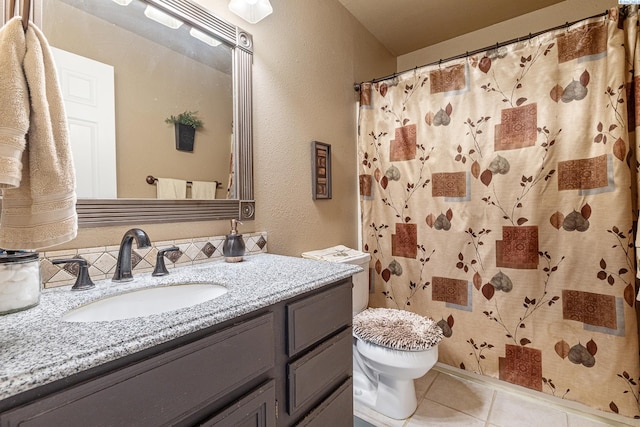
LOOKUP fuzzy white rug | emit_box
[353,308,444,351]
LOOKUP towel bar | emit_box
[145,175,222,188]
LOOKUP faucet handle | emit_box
[52,258,96,291]
[152,246,180,277]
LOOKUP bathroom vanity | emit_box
[0,254,358,426]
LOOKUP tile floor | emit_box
[354,365,639,427]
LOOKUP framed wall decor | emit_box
[311,141,332,199]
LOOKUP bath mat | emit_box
[353,307,443,351]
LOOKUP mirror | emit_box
[9,0,254,226]
[44,0,234,200]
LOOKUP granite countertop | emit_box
[0,253,360,401]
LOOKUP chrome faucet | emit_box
[112,228,151,282]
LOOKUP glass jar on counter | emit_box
[0,251,42,315]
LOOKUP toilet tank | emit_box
[301,246,371,315]
[348,254,371,315]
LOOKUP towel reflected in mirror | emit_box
[156,177,187,199]
[191,181,217,200]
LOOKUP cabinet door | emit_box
[200,380,276,427]
[287,328,352,416]
[295,379,352,427]
[286,280,352,356]
[1,313,275,427]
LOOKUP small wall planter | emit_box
[175,123,196,152]
[165,111,203,153]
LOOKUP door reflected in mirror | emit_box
[42,0,233,199]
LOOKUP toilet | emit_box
[302,246,443,420]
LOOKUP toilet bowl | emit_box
[353,339,438,419]
[302,246,443,420]
[352,307,442,419]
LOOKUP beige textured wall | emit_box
[397,0,618,70]
[57,0,395,253]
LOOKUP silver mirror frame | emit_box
[6,0,254,227]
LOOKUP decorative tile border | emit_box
[40,232,268,289]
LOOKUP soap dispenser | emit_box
[223,219,245,263]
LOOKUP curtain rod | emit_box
[354,8,613,90]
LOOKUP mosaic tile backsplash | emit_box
[40,232,268,288]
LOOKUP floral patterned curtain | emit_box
[358,7,640,420]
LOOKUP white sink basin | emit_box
[62,283,228,322]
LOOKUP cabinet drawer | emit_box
[295,379,352,427]
[287,328,352,416]
[286,280,352,356]
[1,313,275,427]
[200,380,276,427]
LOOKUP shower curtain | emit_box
[358,7,640,419]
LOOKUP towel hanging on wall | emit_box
[0,18,28,189]
[0,17,77,250]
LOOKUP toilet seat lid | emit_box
[353,308,443,351]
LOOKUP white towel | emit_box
[301,245,368,263]
[191,181,217,200]
[0,18,28,189]
[0,18,77,250]
[156,178,187,199]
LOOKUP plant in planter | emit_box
[165,111,204,152]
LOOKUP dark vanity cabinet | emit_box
[0,278,353,426]
[283,282,353,426]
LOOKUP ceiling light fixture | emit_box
[228,0,272,24]
[144,5,183,29]
[111,0,133,5]
[189,28,222,47]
